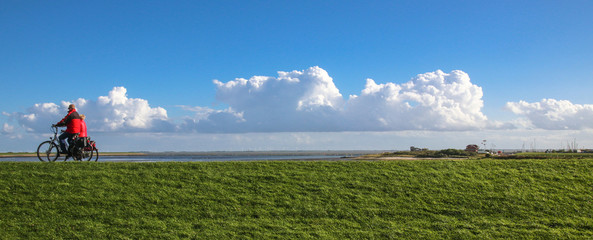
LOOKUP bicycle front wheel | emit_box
[37,141,59,162]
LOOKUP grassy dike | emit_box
[1,160,592,239]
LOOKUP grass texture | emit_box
[1,159,592,239]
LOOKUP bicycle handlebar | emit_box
[50,125,59,134]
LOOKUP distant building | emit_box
[465,144,479,153]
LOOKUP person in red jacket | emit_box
[53,104,82,155]
[79,114,88,138]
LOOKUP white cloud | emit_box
[7,102,62,132]
[194,67,494,132]
[1,123,14,134]
[505,99,593,130]
[90,87,172,131]
[343,70,489,131]
[13,67,578,136]
[7,87,174,133]
[178,106,245,133]
[4,67,593,152]
[199,66,345,132]
[0,123,23,140]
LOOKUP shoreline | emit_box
[0,152,148,158]
[0,150,384,159]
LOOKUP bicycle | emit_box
[36,125,99,162]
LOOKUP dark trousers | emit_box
[58,132,76,153]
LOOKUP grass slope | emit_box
[1,160,592,239]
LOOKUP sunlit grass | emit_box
[1,160,592,239]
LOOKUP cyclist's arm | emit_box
[56,112,72,126]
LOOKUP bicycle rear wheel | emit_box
[81,146,94,161]
[87,141,99,162]
[92,148,99,162]
[36,141,59,162]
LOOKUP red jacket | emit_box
[79,120,88,138]
[56,109,82,134]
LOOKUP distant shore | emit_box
[0,150,384,159]
[0,152,148,158]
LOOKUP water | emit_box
[0,151,376,162]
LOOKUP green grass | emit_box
[1,160,592,239]
[374,149,476,158]
[512,152,593,159]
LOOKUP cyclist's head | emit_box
[80,114,86,120]
[68,104,75,111]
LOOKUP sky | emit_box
[1,0,593,152]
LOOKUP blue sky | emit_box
[1,1,593,152]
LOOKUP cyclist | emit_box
[79,114,88,138]
[53,104,82,159]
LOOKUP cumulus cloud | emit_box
[194,66,345,132]
[9,102,62,132]
[505,99,593,130]
[4,67,518,135]
[90,87,173,131]
[191,67,493,132]
[344,70,489,131]
[6,87,173,133]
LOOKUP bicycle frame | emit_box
[49,126,59,144]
